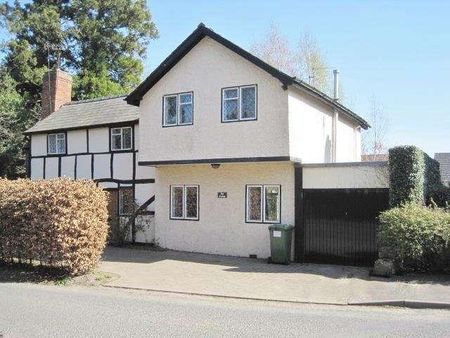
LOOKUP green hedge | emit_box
[379,203,450,272]
[389,146,443,207]
[429,187,450,209]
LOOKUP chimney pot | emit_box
[41,68,72,120]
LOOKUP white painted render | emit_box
[302,163,390,189]
[30,158,43,179]
[67,129,87,154]
[287,88,361,163]
[139,37,290,162]
[76,155,91,179]
[88,127,109,153]
[31,134,47,157]
[336,115,360,162]
[154,162,295,258]
[138,37,363,164]
[60,156,75,178]
[288,88,333,163]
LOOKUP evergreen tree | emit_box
[0,0,158,178]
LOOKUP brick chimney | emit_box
[41,68,72,120]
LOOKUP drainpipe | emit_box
[331,69,339,163]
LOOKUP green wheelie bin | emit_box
[268,224,294,264]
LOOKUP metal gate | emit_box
[296,188,389,266]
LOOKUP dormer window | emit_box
[222,85,257,122]
[47,133,66,154]
[111,126,132,151]
[163,92,194,127]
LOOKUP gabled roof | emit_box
[25,95,139,134]
[126,23,370,129]
[435,152,450,183]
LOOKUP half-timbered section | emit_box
[25,71,155,243]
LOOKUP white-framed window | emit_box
[111,127,132,151]
[163,92,194,126]
[246,184,280,223]
[222,85,257,122]
[119,187,134,216]
[170,185,199,220]
[47,133,66,154]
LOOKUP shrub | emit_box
[378,203,450,272]
[429,187,450,209]
[0,178,108,276]
[389,146,442,207]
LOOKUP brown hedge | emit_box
[0,178,109,276]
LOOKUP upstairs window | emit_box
[111,127,132,151]
[246,184,280,223]
[47,133,66,154]
[222,85,257,122]
[163,92,194,126]
[170,185,199,220]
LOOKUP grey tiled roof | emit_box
[25,95,139,134]
[435,153,450,183]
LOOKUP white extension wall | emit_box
[302,162,389,189]
[288,87,362,164]
[154,162,295,258]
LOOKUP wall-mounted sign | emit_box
[217,192,227,198]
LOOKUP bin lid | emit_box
[268,224,294,231]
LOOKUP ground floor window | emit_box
[246,185,281,223]
[170,185,199,220]
[119,187,134,216]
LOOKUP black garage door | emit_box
[296,189,389,266]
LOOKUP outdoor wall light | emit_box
[211,163,221,169]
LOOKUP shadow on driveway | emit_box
[101,246,450,286]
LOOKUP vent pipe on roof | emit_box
[331,69,339,162]
[333,69,339,101]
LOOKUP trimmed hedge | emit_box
[429,187,450,209]
[389,146,443,207]
[379,203,450,272]
[0,178,108,275]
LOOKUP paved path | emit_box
[100,247,450,306]
[0,283,449,337]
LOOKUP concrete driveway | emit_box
[99,246,450,306]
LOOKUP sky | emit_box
[144,0,449,155]
[0,1,448,155]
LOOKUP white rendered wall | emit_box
[336,115,360,162]
[60,156,75,178]
[155,162,294,258]
[76,154,91,179]
[93,154,110,179]
[45,157,59,178]
[302,163,389,189]
[113,152,134,180]
[88,128,109,153]
[30,158,43,179]
[67,129,87,154]
[31,134,47,157]
[288,88,333,163]
[139,37,290,163]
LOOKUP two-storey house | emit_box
[27,24,386,262]
[123,24,370,258]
